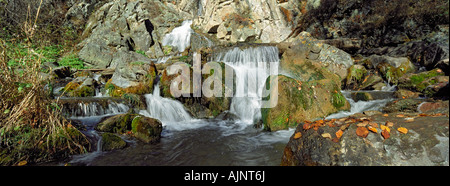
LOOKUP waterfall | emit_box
[61,99,129,118]
[211,45,280,123]
[162,20,193,53]
[139,83,192,123]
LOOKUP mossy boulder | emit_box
[95,113,134,134]
[261,75,350,132]
[61,78,96,97]
[398,68,447,97]
[95,113,162,143]
[101,133,127,151]
[106,62,158,97]
[131,116,163,143]
[159,61,235,119]
[366,55,416,85]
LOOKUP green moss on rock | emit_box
[101,133,127,151]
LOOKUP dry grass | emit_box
[0,0,89,165]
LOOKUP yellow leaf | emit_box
[294,132,302,139]
[321,133,332,139]
[380,125,391,133]
[18,160,27,166]
[368,126,378,133]
[397,127,408,134]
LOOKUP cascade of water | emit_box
[211,46,280,124]
[162,20,193,53]
[65,101,129,118]
[139,83,192,123]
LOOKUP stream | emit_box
[52,20,394,166]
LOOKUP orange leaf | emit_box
[396,114,405,118]
[381,129,390,139]
[336,130,343,139]
[368,126,378,133]
[380,125,391,133]
[294,132,302,139]
[397,127,408,134]
[303,123,311,130]
[369,122,378,128]
[356,127,369,138]
[383,114,389,117]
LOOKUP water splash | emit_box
[211,45,280,124]
[139,83,192,125]
[162,20,193,53]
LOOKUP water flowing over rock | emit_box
[162,20,193,53]
[139,83,192,123]
[59,98,130,118]
[211,45,280,123]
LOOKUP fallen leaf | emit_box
[321,133,332,139]
[294,132,302,139]
[404,118,414,122]
[336,130,343,139]
[381,129,390,139]
[385,121,394,127]
[418,113,428,117]
[303,123,311,130]
[357,122,368,127]
[383,114,389,117]
[340,124,350,131]
[380,125,391,133]
[356,127,369,138]
[18,160,27,166]
[368,126,378,133]
[369,122,379,128]
[332,137,340,143]
[396,114,405,118]
[397,127,408,134]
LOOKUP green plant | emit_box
[58,54,86,69]
[136,50,147,57]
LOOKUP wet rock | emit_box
[282,112,449,166]
[261,75,350,132]
[101,133,127,151]
[418,101,449,114]
[397,68,447,98]
[106,62,158,97]
[131,116,162,143]
[282,32,354,81]
[159,61,235,119]
[96,113,162,143]
[78,0,191,68]
[382,99,424,113]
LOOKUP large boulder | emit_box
[261,75,350,131]
[105,62,158,97]
[281,111,449,166]
[281,32,354,82]
[159,61,235,119]
[194,0,301,43]
[96,113,162,143]
[77,0,191,68]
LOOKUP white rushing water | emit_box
[212,46,280,124]
[326,91,393,119]
[162,20,193,53]
[67,101,129,118]
[139,83,196,130]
